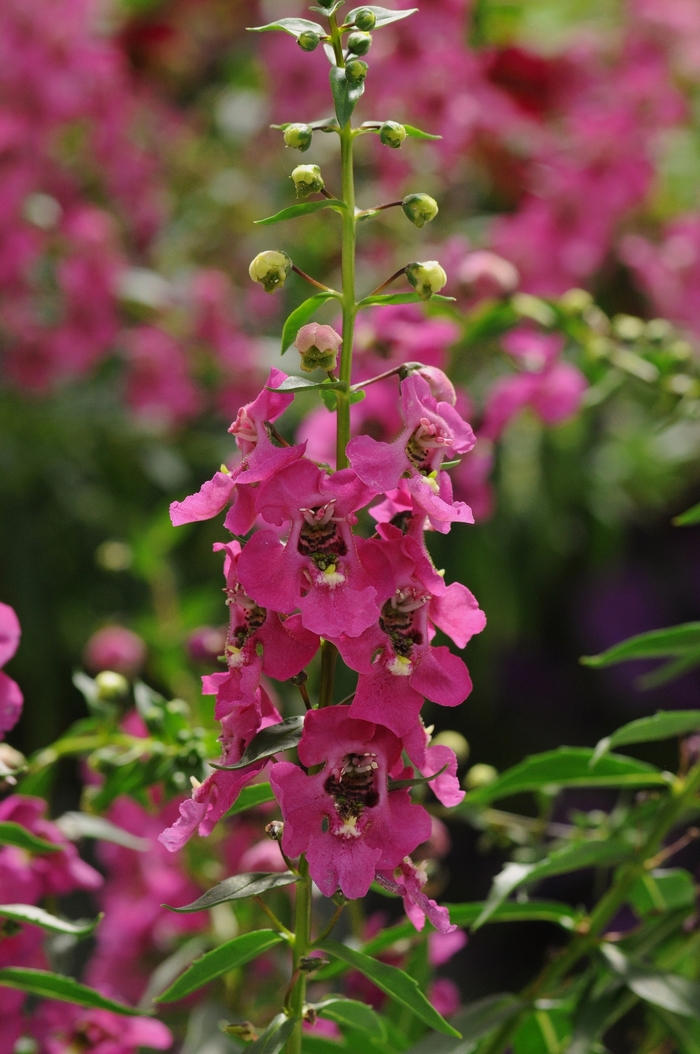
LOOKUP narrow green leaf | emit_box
[568,988,630,1054]
[403,124,442,140]
[281,292,338,354]
[460,747,668,808]
[447,900,582,932]
[474,839,634,931]
[329,66,365,128]
[267,377,343,394]
[357,292,455,309]
[0,821,59,853]
[245,1013,296,1053]
[674,502,700,526]
[255,199,345,227]
[592,711,700,765]
[224,781,276,818]
[0,968,145,1016]
[513,1008,571,1054]
[601,943,700,1017]
[165,872,298,913]
[55,811,150,851]
[0,905,101,937]
[581,623,700,667]
[247,18,325,39]
[628,869,696,917]
[651,1007,700,1054]
[156,929,285,1002]
[347,5,418,27]
[212,716,304,771]
[406,993,524,1054]
[315,997,387,1039]
[318,939,460,1037]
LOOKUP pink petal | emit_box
[347,433,410,493]
[0,602,20,667]
[429,582,486,649]
[410,646,472,708]
[0,671,23,736]
[170,471,236,526]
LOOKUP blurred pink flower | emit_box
[0,602,23,738]
[83,626,147,678]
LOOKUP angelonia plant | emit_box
[5,6,700,1054]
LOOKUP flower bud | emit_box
[345,59,368,85]
[294,322,342,373]
[283,123,313,152]
[432,729,469,762]
[402,193,439,229]
[95,670,130,703]
[353,8,377,30]
[266,820,284,841]
[347,31,372,55]
[297,30,321,51]
[405,260,447,300]
[249,250,292,293]
[290,164,325,199]
[84,625,146,678]
[379,121,406,148]
[415,366,456,405]
[464,763,498,789]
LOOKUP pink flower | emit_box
[429,928,468,966]
[403,721,465,808]
[334,525,485,736]
[169,370,304,535]
[237,459,389,638]
[0,602,22,738]
[270,707,431,900]
[83,626,146,678]
[429,978,461,1018]
[375,858,456,935]
[30,1001,172,1054]
[294,322,342,373]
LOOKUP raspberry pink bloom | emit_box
[375,858,456,935]
[0,602,23,738]
[334,526,486,736]
[347,374,476,532]
[237,459,390,638]
[403,721,465,808]
[169,369,305,534]
[270,707,431,900]
[30,1001,172,1054]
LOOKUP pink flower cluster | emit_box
[0,602,23,739]
[160,363,486,930]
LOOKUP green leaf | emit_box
[329,66,365,128]
[318,939,460,1037]
[651,1007,700,1054]
[245,1013,296,1054]
[459,748,668,808]
[212,716,304,771]
[581,624,700,667]
[0,821,59,853]
[224,782,276,819]
[281,292,339,354]
[406,993,524,1053]
[54,811,150,851]
[447,900,582,932]
[403,124,442,140]
[674,502,700,526]
[347,5,418,27]
[165,871,298,912]
[256,199,346,227]
[568,988,630,1054]
[0,905,101,937]
[513,1008,571,1054]
[628,869,696,917]
[474,839,634,931]
[314,997,387,1039]
[357,292,455,309]
[0,968,145,1016]
[591,710,700,765]
[156,929,286,1002]
[267,377,343,394]
[601,943,700,1017]
[247,18,325,39]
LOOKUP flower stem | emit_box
[287,856,312,1054]
[318,640,338,709]
[477,762,700,1054]
[336,120,356,471]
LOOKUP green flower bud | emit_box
[405,260,447,300]
[345,59,368,85]
[402,193,439,228]
[379,120,406,148]
[95,670,130,702]
[283,123,313,151]
[290,164,324,199]
[464,763,498,790]
[248,250,292,293]
[347,30,372,55]
[297,29,321,51]
[353,8,377,30]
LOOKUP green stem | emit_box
[287,856,312,1054]
[478,765,700,1054]
[336,120,356,471]
[318,640,338,709]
